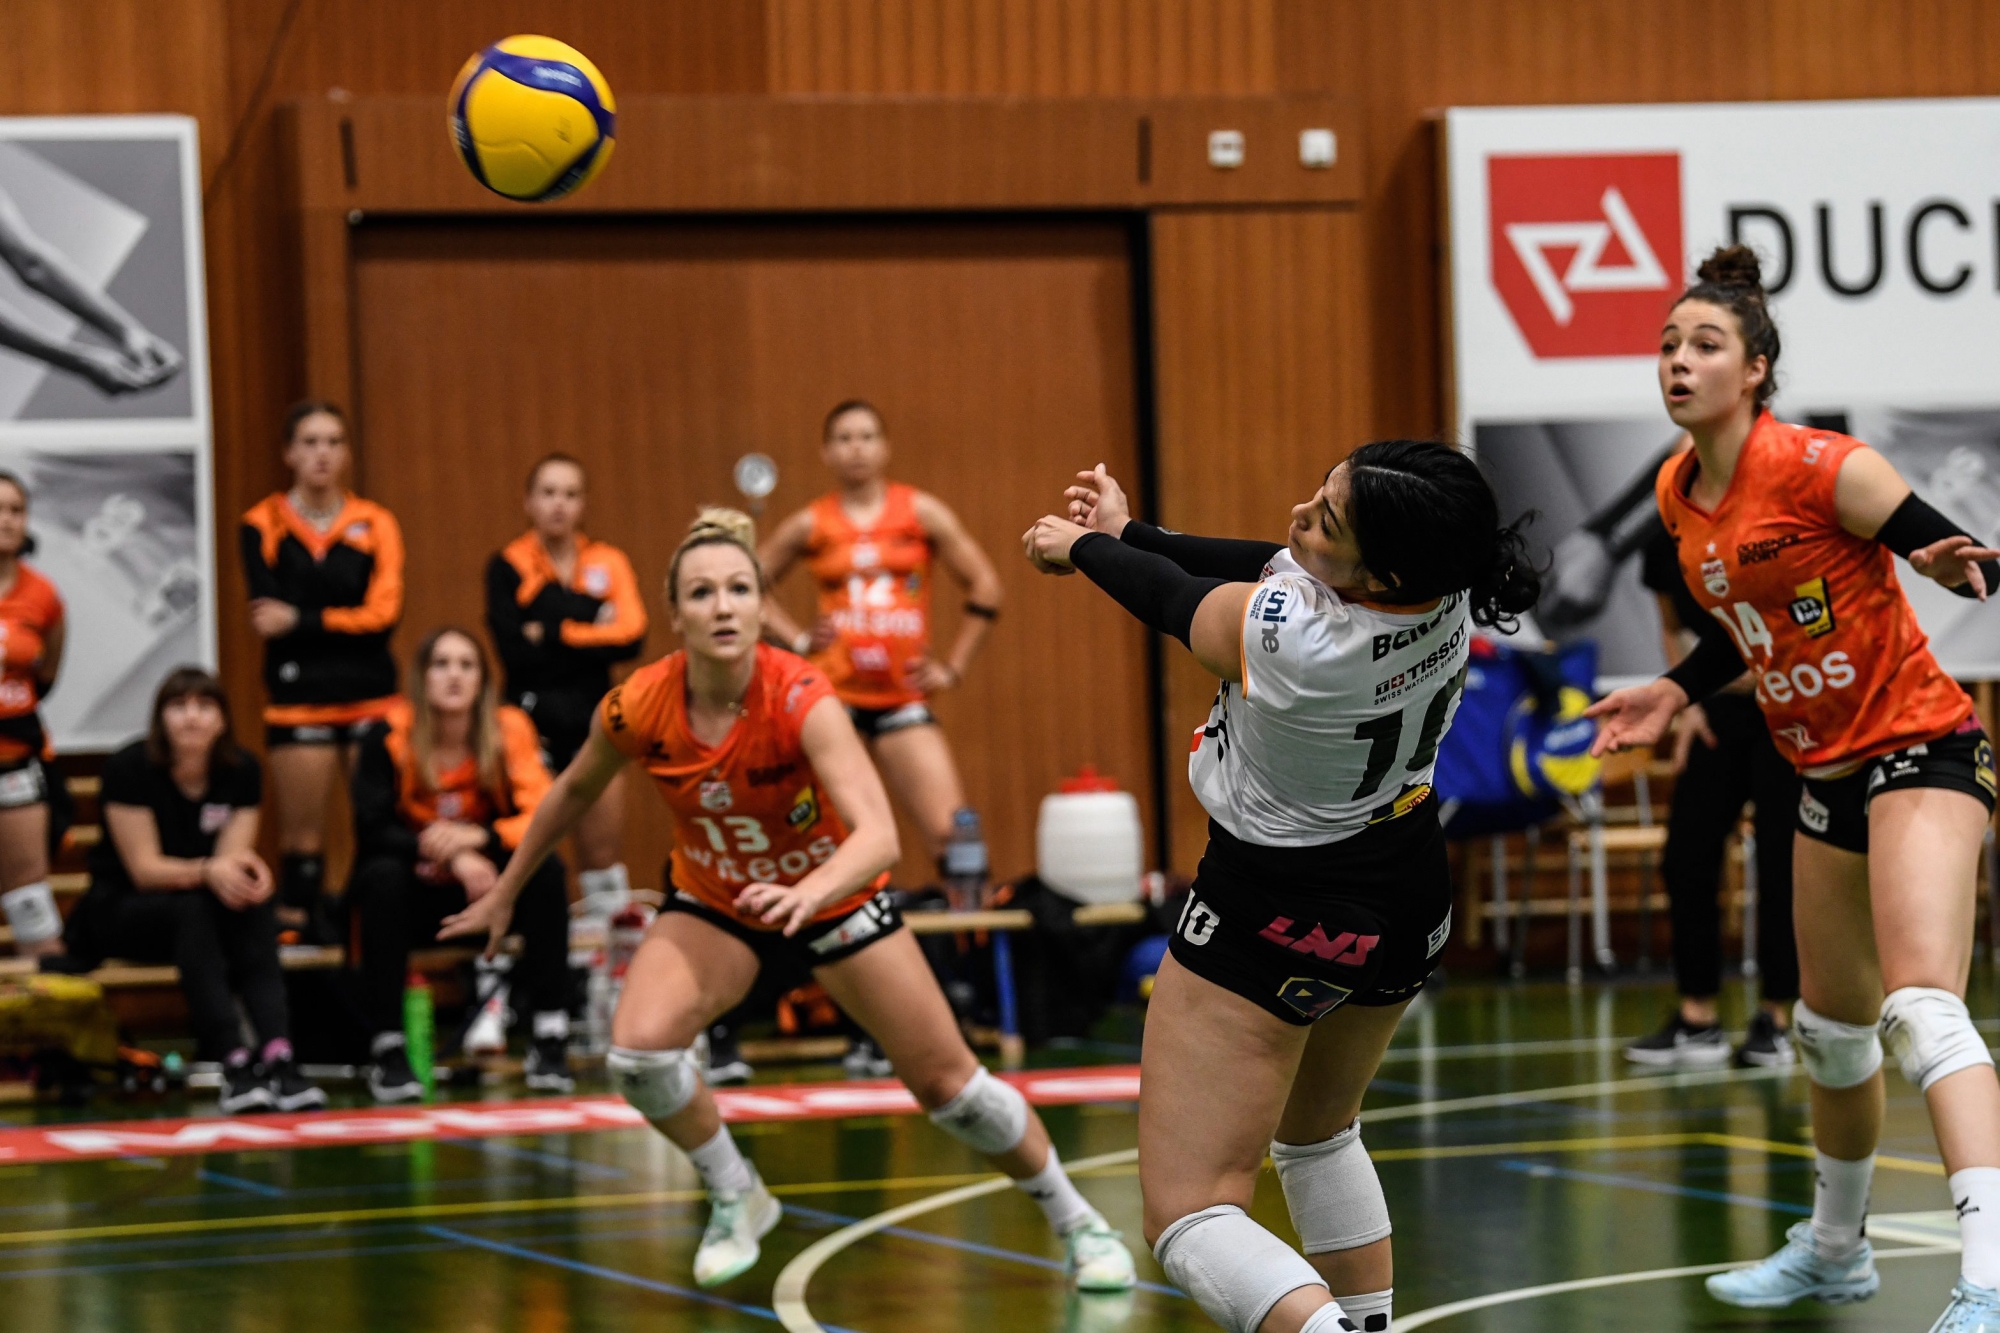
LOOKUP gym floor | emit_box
[0,974,1984,1332]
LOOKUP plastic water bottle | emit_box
[403,971,435,1102]
[593,902,655,1040]
[942,807,988,910]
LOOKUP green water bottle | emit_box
[403,970,434,1102]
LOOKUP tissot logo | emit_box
[1488,153,1683,358]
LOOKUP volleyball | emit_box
[448,36,616,203]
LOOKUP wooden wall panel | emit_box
[349,218,1151,888]
[1149,206,1372,870]
[767,0,1278,95]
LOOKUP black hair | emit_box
[1342,439,1541,630]
[525,451,586,492]
[822,398,884,440]
[145,666,245,781]
[1674,243,1781,411]
[282,398,348,444]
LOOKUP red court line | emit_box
[0,1065,1141,1166]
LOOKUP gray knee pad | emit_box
[1880,986,1994,1093]
[1153,1204,1327,1333]
[928,1066,1029,1155]
[607,1046,700,1123]
[1792,998,1884,1090]
[1271,1119,1392,1254]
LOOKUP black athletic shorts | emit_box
[0,756,46,810]
[516,686,601,773]
[848,701,935,739]
[1169,806,1453,1026]
[264,716,388,748]
[1797,722,1997,854]
[660,885,905,985]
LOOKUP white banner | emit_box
[0,116,215,749]
[1446,98,2000,681]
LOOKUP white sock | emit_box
[1015,1145,1097,1236]
[1333,1287,1393,1332]
[1299,1301,1351,1333]
[532,1010,570,1040]
[1951,1167,2000,1289]
[1810,1150,1874,1260]
[685,1124,755,1195]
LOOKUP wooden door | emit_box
[350,216,1152,890]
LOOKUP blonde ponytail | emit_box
[668,506,764,603]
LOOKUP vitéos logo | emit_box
[1487,153,1683,359]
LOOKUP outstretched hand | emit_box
[437,888,514,961]
[1583,678,1689,757]
[1064,464,1133,538]
[1910,534,2000,600]
[1022,514,1089,575]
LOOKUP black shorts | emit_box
[1798,724,1997,854]
[848,702,935,739]
[516,686,601,773]
[1170,808,1453,1026]
[661,886,905,985]
[265,716,387,748]
[0,756,46,810]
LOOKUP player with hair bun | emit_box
[1590,244,2000,1332]
[442,507,1135,1295]
[1026,441,1538,1333]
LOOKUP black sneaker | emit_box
[262,1055,327,1111]
[1735,1010,1797,1068]
[368,1041,424,1104]
[1623,1011,1732,1067]
[219,1059,274,1114]
[704,1025,753,1087]
[524,1035,575,1093]
[842,1036,894,1079]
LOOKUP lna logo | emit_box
[1488,153,1682,358]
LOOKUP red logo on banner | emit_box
[1488,153,1683,358]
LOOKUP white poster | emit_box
[0,117,213,749]
[1446,98,2000,682]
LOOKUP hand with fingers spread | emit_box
[1585,677,1689,757]
[735,880,826,936]
[1064,463,1133,538]
[1909,534,2000,599]
[437,884,515,960]
[1022,514,1089,576]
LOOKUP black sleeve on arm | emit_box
[350,730,418,863]
[1118,520,1283,582]
[1070,531,1226,648]
[1874,493,2000,600]
[1663,631,1748,705]
[484,555,546,682]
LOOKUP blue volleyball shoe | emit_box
[1929,1278,2000,1332]
[1705,1221,1879,1308]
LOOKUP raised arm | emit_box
[0,189,180,383]
[911,490,1003,691]
[756,506,818,651]
[1835,445,2000,599]
[1065,464,1280,580]
[734,695,900,935]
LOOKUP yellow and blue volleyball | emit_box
[448,36,615,203]
[1505,685,1603,801]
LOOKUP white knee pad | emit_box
[0,881,59,945]
[1792,998,1884,1090]
[927,1066,1028,1155]
[1271,1119,1392,1254]
[607,1046,700,1123]
[1880,986,1994,1093]
[1153,1204,1326,1333]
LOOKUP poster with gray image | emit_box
[0,117,213,749]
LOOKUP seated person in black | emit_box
[64,668,323,1114]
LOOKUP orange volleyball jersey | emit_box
[0,564,61,762]
[1655,413,1971,771]
[379,698,551,851]
[600,643,881,927]
[803,483,933,708]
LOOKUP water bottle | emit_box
[403,971,435,1102]
[942,806,989,910]
[597,902,655,1036]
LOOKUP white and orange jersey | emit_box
[803,483,934,709]
[0,563,61,762]
[1655,411,1972,772]
[600,643,884,928]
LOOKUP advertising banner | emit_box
[1446,98,2000,683]
[0,116,213,748]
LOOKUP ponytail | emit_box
[1676,243,1782,411]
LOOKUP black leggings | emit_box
[349,849,569,1036]
[1661,693,1801,1002]
[98,891,289,1061]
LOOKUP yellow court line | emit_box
[1695,1132,1945,1176]
[0,1168,1011,1248]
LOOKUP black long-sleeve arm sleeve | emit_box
[1875,493,2000,599]
[1070,531,1227,648]
[484,554,553,688]
[351,729,418,863]
[1663,631,1749,705]
[1118,520,1283,582]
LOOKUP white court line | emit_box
[771,1064,1788,1332]
[1395,1246,1960,1329]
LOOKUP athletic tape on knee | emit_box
[607,1046,700,1123]
[1791,998,1883,1090]
[1153,1204,1327,1333]
[927,1066,1028,1155]
[1271,1120,1392,1254]
[0,881,59,945]
[1880,986,1994,1093]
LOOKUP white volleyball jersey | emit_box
[1189,549,1471,846]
